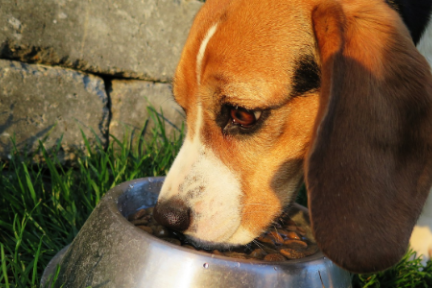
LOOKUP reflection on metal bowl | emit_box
[41,177,352,288]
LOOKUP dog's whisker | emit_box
[252,239,265,250]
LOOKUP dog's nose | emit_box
[153,199,191,232]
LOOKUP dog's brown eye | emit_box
[230,107,262,127]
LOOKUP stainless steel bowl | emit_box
[41,177,352,288]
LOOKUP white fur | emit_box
[196,23,218,85]
[411,18,432,264]
[410,190,432,265]
[159,104,249,244]
[417,18,432,67]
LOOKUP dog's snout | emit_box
[153,199,191,232]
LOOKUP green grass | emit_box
[352,250,432,288]
[1,108,431,287]
[0,108,184,287]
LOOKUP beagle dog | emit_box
[154,0,432,273]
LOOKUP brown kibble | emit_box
[283,239,308,248]
[277,229,291,238]
[264,253,286,262]
[280,248,306,259]
[268,231,284,244]
[162,237,181,246]
[225,252,247,259]
[212,250,224,256]
[137,225,153,234]
[128,209,147,221]
[296,226,306,236]
[257,235,275,244]
[304,244,319,256]
[286,231,300,240]
[182,245,196,250]
[131,219,149,225]
[128,206,314,261]
[250,249,266,259]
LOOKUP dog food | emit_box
[128,207,318,262]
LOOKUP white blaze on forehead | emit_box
[196,23,218,85]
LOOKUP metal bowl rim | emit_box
[110,177,327,267]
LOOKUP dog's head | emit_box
[154,0,432,273]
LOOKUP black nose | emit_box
[153,199,191,232]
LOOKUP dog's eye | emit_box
[230,107,262,127]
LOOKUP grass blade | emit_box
[22,163,38,207]
[32,236,44,285]
[1,243,10,288]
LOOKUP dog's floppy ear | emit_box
[306,0,432,273]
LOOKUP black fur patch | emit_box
[290,55,321,97]
[386,0,432,45]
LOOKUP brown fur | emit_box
[173,0,432,272]
[307,0,432,272]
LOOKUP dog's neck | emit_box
[386,0,432,44]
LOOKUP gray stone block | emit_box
[0,60,109,161]
[109,80,185,148]
[0,0,203,82]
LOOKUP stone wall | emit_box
[0,0,203,161]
